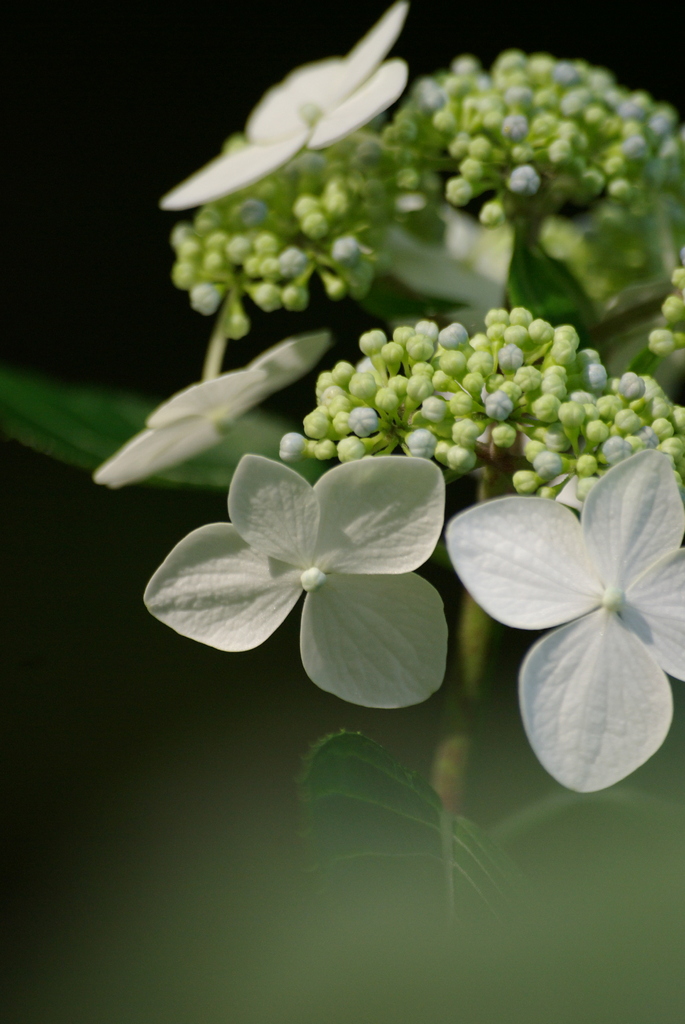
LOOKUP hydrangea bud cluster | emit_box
[281,305,685,504]
[392,49,685,228]
[648,252,685,358]
[169,132,432,335]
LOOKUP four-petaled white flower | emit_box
[446,450,685,792]
[160,2,409,210]
[93,330,330,488]
[145,454,447,707]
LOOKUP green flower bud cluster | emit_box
[283,306,685,501]
[394,50,685,227]
[169,132,416,332]
[648,263,685,357]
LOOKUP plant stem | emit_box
[201,302,230,381]
[430,465,509,814]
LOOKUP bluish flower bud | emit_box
[622,134,647,159]
[498,343,524,372]
[649,113,673,137]
[422,396,447,422]
[533,450,563,481]
[502,114,529,142]
[279,246,309,278]
[635,425,659,449]
[347,406,379,438]
[447,445,477,473]
[239,198,268,226]
[485,390,514,421]
[560,88,591,116]
[617,100,645,121]
[505,86,533,108]
[508,165,541,196]
[439,323,469,349]
[279,432,307,463]
[406,429,437,459]
[583,363,608,391]
[190,283,222,315]
[415,78,448,112]
[331,236,361,267]
[618,372,646,400]
[680,246,685,267]
[451,55,480,75]
[415,320,439,342]
[602,435,633,464]
[553,61,581,86]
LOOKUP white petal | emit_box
[520,610,673,792]
[159,133,309,210]
[308,59,408,149]
[144,523,301,651]
[313,456,445,575]
[93,419,220,489]
[247,330,332,391]
[446,497,603,629]
[338,2,409,100]
[622,549,685,681]
[228,454,319,567]
[582,449,685,589]
[246,58,345,143]
[147,367,268,429]
[300,572,447,707]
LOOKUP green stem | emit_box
[430,465,509,814]
[201,297,231,381]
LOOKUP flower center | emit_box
[299,102,322,127]
[300,567,327,592]
[602,585,625,613]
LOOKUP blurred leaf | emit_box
[627,347,663,377]
[359,276,465,321]
[301,731,522,918]
[0,361,321,489]
[507,228,596,342]
[592,278,671,349]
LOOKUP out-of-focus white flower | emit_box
[447,450,685,792]
[160,3,409,210]
[93,331,330,488]
[145,454,447,707]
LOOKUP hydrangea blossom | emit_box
[145,455,448,707]
[446,451,685,792]
[160,3,409,210]
[93,331,330,488]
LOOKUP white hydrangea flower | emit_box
[93,331,330,488]
[160,3,409,210]
[145,454,447,707]
[446,450,685,792]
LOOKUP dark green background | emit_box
[3,2,685,1019]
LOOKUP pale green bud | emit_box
[254,231,279,255]
[337,436,366,462]
[303,409,331,439]
[431,371,453,392]
[514,366,542,392]
[176,237,202,262]
[171,262,198,288]
[480,201,506,228]
[513,470,541,494]
[170,221,195,249]
[243,255,262,277]
[508,307,532,328]
[412,362,434,378]
[251,282,282,312]
[487,323,506,342]
[314,440,337,460]
[190,283,222,315]
[550,340,576,365]
[422,396,447,422]
[449,391,474,416]
[331,361,356,388]
[281,284,309,311]
[470,333,491,351]
[672,268,685,290]
[532,395,561,422]
[225,307,250,340]
[293,195,320,219]
[503,325,529,347]
[328,394,352,416]
[406,375,434,403]
[548,138,573,163]
[434,440,453,465]
[673,408,685,433]
[528,319,554,344]
[484,309,510,327]
[585,419,610,445]
[652,417,674,440]
[359,329,387,356]
[415,320,440,342]
[387,376,408,397]
[576,454,598,477]
[460,157,484,181]
[558,401,585,427]
[499,380,522,403]
[660,437,684,459]
[258,255,280,279]
[467,351,494,375]
[375,388,400,413]
[452,418,482,446]
[407,334,435,362]
[380,343,403,371]
[540,376,567,400]
[447,445,477,473]
[614,408,642,435]
[462,372,486,397]
[576,477,599,501]
[492,422,517,447]
[544,424,570,452]
[349,372,378,400]
[302,211,328,239]
[649,329,676,356]
[394,325,415,345]
[331,411,350,434]
[445,176,473,206]
[663,295,685,323]
[525,441,547,465]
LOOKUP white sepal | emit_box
[623,548,685,681]
[308,60,408,149]
[93,418,221,489]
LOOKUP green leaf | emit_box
[627,347,663,377]
[301,731,523,918]
[508,227,597,342]
[359,276,465,321]
[0,361,321,489]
